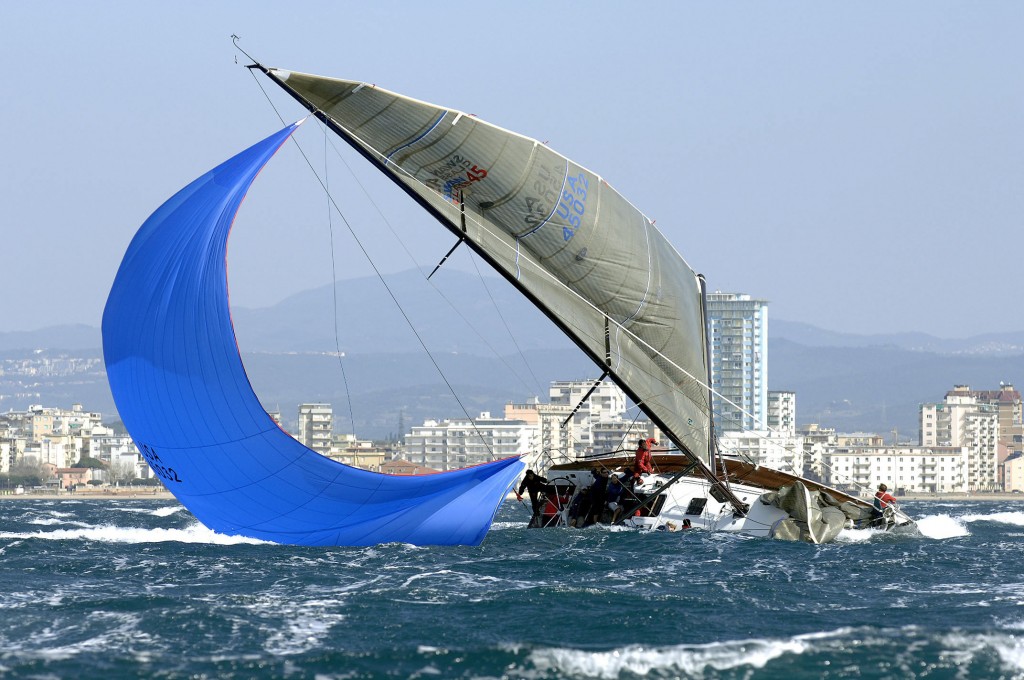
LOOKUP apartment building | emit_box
[298,403,334,457]
[719,429,804,476]
[403,412,536,471]
[767,390,796,436]
[826,446,968,495]
[920,387,1000,491]
[706,293,768,433]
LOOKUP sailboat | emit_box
[102,57,914,546]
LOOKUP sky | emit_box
[2,1,1021,338]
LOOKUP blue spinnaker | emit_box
[102,123,523,546]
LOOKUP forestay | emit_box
[269,70,713,466]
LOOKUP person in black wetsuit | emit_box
[586,468,610,525]
[515,469,548,518]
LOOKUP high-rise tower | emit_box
[706,293,768,433]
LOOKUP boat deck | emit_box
[550,454,874,510]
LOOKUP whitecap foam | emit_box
[940,631,1024,675]
[528,636,811,678]
[836,527,882,542]
[960,511,1024,527]
[112,505,184,517]
[13,611,145,661]
[915,513,970,539]
[488,521,522,531]
[259,602,344,656]
[27,518,92,527]
[0,521,269,545]
[149,505,185,517]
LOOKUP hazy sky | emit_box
[2,2,1021,338]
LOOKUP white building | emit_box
[920,388,1000,491]
[35,436,74,469]
[547,379,628,458]
[298,403,333,457]
[403,412,537,471]
[767,391,796,437]
[799,424,837,482]
[1005,452,1024,493]
[505,399,575,467]
[827,446,968,495]
[0,439,12,475]
[720,429,804,476]
[706,293,768,433]
[548,380,627,420]
[591,420,658,458]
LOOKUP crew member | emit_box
[516,469,548,517]
[632,437,656,482]
[586,469,610,525]
[605,473,625,523]
[873,483,897,511]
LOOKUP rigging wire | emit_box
[707,392,875,497]
[244,67,498,460]
[467,252,545,396]
[318,129,545,399]
[324,125,358,439]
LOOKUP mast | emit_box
[250,63,747,514]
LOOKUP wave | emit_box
[915,513,971,539]
[960,511,1024,527]
[0,522,268,545]
[888,510,1024,541]
[112,505,186,517]
[523,628,860,678]
[27,518,93,528]
[836,527,882,542]
[527,637,807,678]
[522,626,1024,678]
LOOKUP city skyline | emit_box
[3,3,1022,340]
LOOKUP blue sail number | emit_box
[559,172,589,241]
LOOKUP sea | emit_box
[1,499,1022,679]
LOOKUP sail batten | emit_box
[263,68,716,472]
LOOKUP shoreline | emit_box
[0,490,176,501]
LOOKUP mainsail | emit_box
[259,69,716,474]
[102,123,523,546]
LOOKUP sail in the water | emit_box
[261,69,714,469]
[102,122,523,547]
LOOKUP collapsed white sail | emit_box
[268,69,714,467]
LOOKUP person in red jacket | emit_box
[632,437,657,482]
[873,483,897,511]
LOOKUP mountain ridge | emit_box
[4,270,1020,356]
[2,271,1020,438]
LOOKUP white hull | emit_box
[534,458,916,542]
[543,468,789,537]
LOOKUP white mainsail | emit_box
[266,69,715,471]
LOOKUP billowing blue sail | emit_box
[102,123,523,546]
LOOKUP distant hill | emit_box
[769,338,1024,436]
[230,269,569,355]
[3,270,1021,438]
[0,324,101,352]
[771,319,1024,356]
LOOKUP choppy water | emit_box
[1,499,1022,679]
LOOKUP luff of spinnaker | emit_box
[102,122,523,546]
